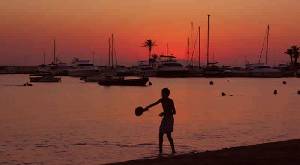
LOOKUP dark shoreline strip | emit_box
[107,139,300,165]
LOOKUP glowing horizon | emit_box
[0,0,299,66]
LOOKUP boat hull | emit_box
[155,70,189,78]
[30,76,61,83]
[98,77,149,86]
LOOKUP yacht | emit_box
[134,60,156,77]
[68,58,99,77]
[155,55,188,77]
[246,63,282,78]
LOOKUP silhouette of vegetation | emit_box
[142,39,157,64]
[285,45,300,66]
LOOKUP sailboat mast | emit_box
[53,39,56,64]
[108,38,111,66]
[265,25,270,65]
[166,43,169,55]
[207,15,210,66]
[43,51,46,65]
[198,26,201,68]
[187,37,190,64]
[92,51,95,65]
[111,34,114,68]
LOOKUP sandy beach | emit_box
[108,139,300,165]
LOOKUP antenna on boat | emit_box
[207,14,210,66]
[265,24,270,65]
[198,26,201,68]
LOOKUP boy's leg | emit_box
[167,132,175,153]
[159,132,163,153]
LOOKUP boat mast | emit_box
[111,34,114,68]
[43,51,46,65]
[207,15,210,66]
[108,38,111,67]
[190,22,194,67]
[265,25,270,65]
[166,43,169,55]
[53,39,56,64]
[92,51,95,65]
[187,37,190,65]
[198,26,201,68]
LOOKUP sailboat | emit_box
[97,34,150,86]
[30,40,62,82]
[203,15,225,77]
[246,25,282,78]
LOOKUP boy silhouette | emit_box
[144,88,176,154]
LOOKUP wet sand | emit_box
[108,139,300,165]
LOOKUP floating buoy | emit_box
[221,92,226,96]
[282,81,287,85]
[273,90,278,95]
[209,81,214,85]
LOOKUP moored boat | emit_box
[98,76,149,86]
[30,75,61,83]
[155,55,189,77]
[246,63,283,78]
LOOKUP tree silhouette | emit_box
[142,39,156,64]
[285,45,300,66]
[291,45,300,65]
[285,48,294,65]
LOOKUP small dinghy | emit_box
[98,76,149,86]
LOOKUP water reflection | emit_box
[0,75,300,164]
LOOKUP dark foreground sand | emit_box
[108,139,300,165]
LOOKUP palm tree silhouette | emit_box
[285,45,300,66]
[285,48,294,65]
[291,45,300,65]
[142,39,156,64]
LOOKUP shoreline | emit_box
[108,139,300,165]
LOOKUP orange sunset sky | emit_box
[0,0,299,66]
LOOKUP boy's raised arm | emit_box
[144,99,161,111]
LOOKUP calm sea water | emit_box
[1,74,300,164]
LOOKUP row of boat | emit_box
[29,73,150,86]
[28,54,300,87]
[36,55,300,79]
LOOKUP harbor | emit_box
[1,1,300,164]
[1,16,300,82]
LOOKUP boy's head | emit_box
[161,88,170,98]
